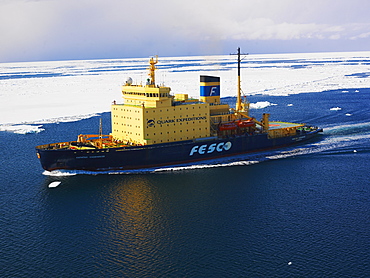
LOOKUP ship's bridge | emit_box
[121,84,172,108]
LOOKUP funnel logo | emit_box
[210,86,218,96]
[147,119,155,128]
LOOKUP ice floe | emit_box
[48,181,61,188]
[0,124,44,134]
[1,51,370,125]
[330,107,342,111]
[250,101,277,109]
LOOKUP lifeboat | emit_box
[219,122,238,131]
[237,119,255,128]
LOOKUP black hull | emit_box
[36,130,322,172]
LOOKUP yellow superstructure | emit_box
[111,57,211,145]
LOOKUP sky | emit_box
[1,0,370,63]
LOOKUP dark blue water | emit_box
[1,89,370,277]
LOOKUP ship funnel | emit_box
[200,75,220,104]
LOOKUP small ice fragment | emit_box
[287,104,293,106]
[250,101,277,109]
[345,113,352,116]
[288,261,292,265]
[330,107,342,111]
[354,150,357,153]
[48,181,61,188]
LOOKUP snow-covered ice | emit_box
[1,51,370,126]
[0,124,44,134]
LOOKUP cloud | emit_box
[352,32,370,39]
[1,0,370,62]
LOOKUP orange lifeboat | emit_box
[219,122,238,131]
[237,119,255,128]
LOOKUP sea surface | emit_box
[1,59,370,277]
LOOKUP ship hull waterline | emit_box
[36,130,322,172]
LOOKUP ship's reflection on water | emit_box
[96,176,169,274]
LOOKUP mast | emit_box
[236,47,242,112]
[99,118,103,139]
[148,55,158,86]
[231,48,249,115]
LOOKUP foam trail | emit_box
[323,121,370,135]
[43,170,77,176]
[154,160,260,172]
